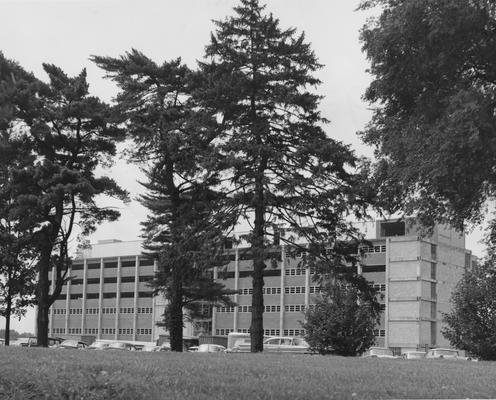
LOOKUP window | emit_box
[103,292,117,299]
[264,305,281,312]
[284,304,305,312]
[238,288,253,295]
[86,308,99,314]
[237,328,250,333]
[380,221,405,237]
[263,287,281,295]
[137,307,153,314]
[120,292,135,298]
[283,329,305,336]
[362,265,386,273]
[71,279,83,285]
[103,277,118,284]
[264,329,280,336]
[70,294,82,300]
[309,286,321,294]
[101,328,115,335]
[215,328,234,336]
[118,328,134,335]
[121,276,135,283]
[139,275,154,282]
[102,307,116,314]
[119,307,134,314]
[121,260,136,268]
[86,293,99,299]
[373,329,386,337]
[285,268,307,276]
[369,283,386,292]
[86,278,100,284]
[137,328,152,335]
[217,306,235,313]
[138,291,153,298]
[87,263,100,270]
[52,308,66,315]
[285,286,306,294]
[72,264,84,270]
[104,262,118,269]
[431,262,437,280]
[139,258,154,266]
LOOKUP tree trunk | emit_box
[250,179,265,353]
[36,246,51,347]
[169,263,183,352]
[4,291,11,346]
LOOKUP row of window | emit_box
[285,286,321,294]
[361,245,387,254]
[215,328,285,336]
[68,328,82,334]
[217,305,307,313]
[52,328,65,334]
[70,276,154,285]
[71,259,154,270]
[54,307,153,315]
[285,268,314,276]
[373,330,386,337]
[369,283,386,292]
[57,291,153,300]
[283,329,305,336]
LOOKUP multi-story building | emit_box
[212,219,473,353]
[49,219,473,352]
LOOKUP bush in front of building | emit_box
[442,258,496,360]
[303,279,381,356]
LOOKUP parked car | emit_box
[10,338,30,347]
[0,338,4,346]
[401,351,426,360]
[56,339,88,349]
[141,344,161,352]
[87,341,110,350]
[196,344,226,353]
[229,336,309,353]
[425,348,474,360]
[105,341,136,351]
[26,337,64,348]
[363,347,398,359]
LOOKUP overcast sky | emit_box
[1,0,486,333]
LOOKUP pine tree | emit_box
[93,50,236,351]
[1,54,128,346]
[196,0,373,352]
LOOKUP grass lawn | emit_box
[1,347,495,399]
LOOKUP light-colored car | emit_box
[425,348,474,360]
[141,344,161,352]
[401,351,426,359]
[56,339,88,349]
[230,336,309,353]
[363,347,398,359]
[196,344,226,353]
[87,341,110,350]
[105,341,136,351]
[10,338,30,347]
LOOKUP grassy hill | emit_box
[1,346,495,399]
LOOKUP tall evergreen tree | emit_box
[0,54,128,346]
[0,54,37,346]
[196,0,373,352]
[92,50,236,351]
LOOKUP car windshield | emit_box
[434,349,458,356]
[371,348,393,356]
[61,340,78,347]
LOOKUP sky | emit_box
[1,0,487,333]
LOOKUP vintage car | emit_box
[362,347,398,359]
[229,336,309,353]
[425,348,474,360]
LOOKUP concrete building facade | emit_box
[49,219,472,352]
